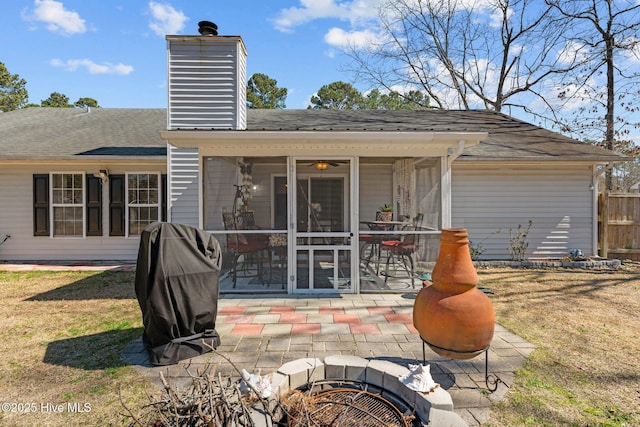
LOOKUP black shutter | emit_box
[109,174,125,236]
[86,175,102,236]
[33,174,50,236]
[161,173,167,222]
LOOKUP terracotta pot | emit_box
[413,228,495,360]
[380,211,393,222]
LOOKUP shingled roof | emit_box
[0,107,626,162]
[246,109,627,162]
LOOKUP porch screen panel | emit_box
[415,159,441,264]
[358,162,393,222]
[415,159,441,230]
[204,157,288,231]
[203,157,238,231]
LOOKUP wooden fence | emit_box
[599,193,640,261]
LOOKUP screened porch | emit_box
[202,156,442,293]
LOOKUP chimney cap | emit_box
[198,20,218,36]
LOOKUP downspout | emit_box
[447,141,466,168]
[593,162,614,258]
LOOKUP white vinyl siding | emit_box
[0,164,164,261]
[452,163,596,259]
[168,145,200,227]
[167,36,247,130]
[358,163,393,221]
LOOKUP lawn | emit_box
[0,270,152,426]
[0,264,638,426]
[483,263,640,426]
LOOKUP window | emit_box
[51,173,84,237]
[34,172,165,238]
[127,173,160,236]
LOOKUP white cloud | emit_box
[27,0,86,36]
[620,36,640,63]
[557,41,591,65]
[530,76,601,114]
[50,58,134,75]
[488,5,511,28]
[324,27,380,48]
[273,0,381,33]
[148,1,188,36]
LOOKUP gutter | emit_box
[0,156,166,165]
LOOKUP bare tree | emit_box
[344,0,578,114]
[545,0,640,190]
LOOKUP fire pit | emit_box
[263,355,467,426]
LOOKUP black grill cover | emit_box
[135,222,222,366]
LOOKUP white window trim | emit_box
[125,172,161,237]
[49,171,86,239]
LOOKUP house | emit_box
[0,32,627,294]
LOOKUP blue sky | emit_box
[2,0,639,148]
[2,0,378,109]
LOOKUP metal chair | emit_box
[360,211,384,272]
[380,221,422,289]
[222,212,268,288]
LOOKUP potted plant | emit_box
[379,204,393,222]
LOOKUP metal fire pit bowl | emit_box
[289,388,408,427]
[287,380,415,427]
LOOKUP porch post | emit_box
[441,156,452,228]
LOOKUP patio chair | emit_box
[360,211,383,270]
[380,223,422,289]
[222,212,268,288]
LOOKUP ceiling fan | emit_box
[307,160,348,170]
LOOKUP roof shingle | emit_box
[0,107,626,162]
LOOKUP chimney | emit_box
[166,22,247,130]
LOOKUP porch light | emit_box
[315,161,329,171]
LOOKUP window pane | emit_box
[73,189,83,204]
[128,206,158,236]
[53,206,82,237]
[52,189,62,204]
[139,188,149,204]
[62,189,72,204]
[148,189,158,204]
